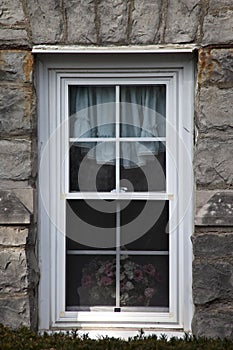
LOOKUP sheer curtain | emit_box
[70,86,165,169]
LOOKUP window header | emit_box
[32,44,198,54]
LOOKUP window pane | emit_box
[120,255,169,307]
[120,85,166,137]
[69,86,115,138]
[120,141,166,192]
[66,255,116,308]
[70,142,115,192]
[120,201,169,251]
[66,200,116,249]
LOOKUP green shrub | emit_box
[0,324,233,350]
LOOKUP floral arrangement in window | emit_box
[78,256,161,307]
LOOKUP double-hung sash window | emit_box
[38,52,194,333]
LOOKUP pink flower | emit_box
[143,264,156,276]
[133,269,143,282]
[100,276,113,286]
[81,274,93,288]
[144,287,155,299]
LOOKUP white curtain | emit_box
[70,86,165,169]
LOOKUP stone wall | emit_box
[0,0,232,338]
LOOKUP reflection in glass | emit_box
[66,200,116,249]
[121,201,169,251]
[66,255,116,308]
[120,255,168,307]
[120,85,166,137]
[69,86,115,138]
[120,142,166,192]
[70,142,115,192]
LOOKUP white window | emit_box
[37,50,194,335]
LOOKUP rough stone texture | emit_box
[0,86,33,134]
[0,295,31,328]
[192,306,233,339]
[164,0,201,43]
[129,0,161,44]
[0,139,31,180]
[0,190,31,224]
[195,138,233,188]
[26,0,64,44]
[192,231,233,257]
[98,0,128,44]
[0,28,29,48]
[193,260,233,304]
[0,227,29,246]
[65,0,97,44]
[195,191,233,226]
[202,0,233,45]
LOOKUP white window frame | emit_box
[37,51,194,335]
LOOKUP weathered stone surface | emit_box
[0,139,31,180]
[0,190,31,224]
[0,28,29,48]
[0,246,39,293]
[0,0,25,26]
[66,0,97,44]
[198,49,233,89]
[0,51,26,82]
[192,232,233,257]
[0,249,28,293]
[195,191,233,226]
[0,86,34,134]
[195,138,233,188]
[0,227,29,246]
[193,260,233,304]
[202,1,233,45]
[130,0,161,44]
[98,0,128,44]
[197,87,233,132]
[164,0,201,43]
[26,0,64,44]
[192,305,233,339]
[0,295,31,328]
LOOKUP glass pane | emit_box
[66,200,116,249]
[120,141,166,192]
[120,201,169,251]
[66,255,116,308]
[69,86,115,138]
[120,85,166,137]
[120,255,169,307]
[70,142,115,192]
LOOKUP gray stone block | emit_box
[198,49,233,89]
[26,0,64,44]
[0,86,34,134]
[193,261,233,304]
[0,51,26,82]
[66,0,97,44]
[0,248,28,293]
[130,0,161,44]
[0,190,31,224]
[0,139,31,180]
[0,227,29,246]
[192,305,233,339]
[0,28,29,47]
[0,0,25,26]
[202,3,233,45]
[164,0,200,43]
[195,138,233,188]
[193,232,233,257]
[0,295,31,328]
[98,0,128,44]
[197,86,233,132]
[195,191,233,226]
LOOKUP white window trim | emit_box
[37,52,194,335]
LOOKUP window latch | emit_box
[110,187,128,193]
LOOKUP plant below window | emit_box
[78,256,161,307]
